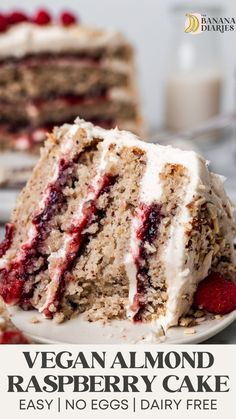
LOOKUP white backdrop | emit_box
[1,0,236,128]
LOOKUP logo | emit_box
[184,13,236,34]
[185,13,201,33]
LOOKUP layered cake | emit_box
[0,9,143,152]
[0,119,235,331]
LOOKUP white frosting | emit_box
[0,23,127,59]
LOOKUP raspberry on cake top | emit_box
[0,9,143,152]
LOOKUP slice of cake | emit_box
[0,9,143,152]
[0,118,235,332]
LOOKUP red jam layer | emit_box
[0,223,15,258]
[13,127,51,149]
[0,52,102,66]
[32,91,108,108]
[131,203,163,322]
[11,119,115,149]
[0,158,75,306]
[43,174,116,318]
[0,117,115,150]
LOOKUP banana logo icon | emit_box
[185,13,200,33]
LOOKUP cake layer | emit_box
[0,56,131,100]
[0,119,234,331]
[43,145,147,321]
[0,126,100,307]
[0,116,143,152]
[129,164,189,323]
[0,124,52,151]
[0,91,138,126]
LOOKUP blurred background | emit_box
[1,0,235,128]
[0,0,236,205]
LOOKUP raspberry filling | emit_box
[32,160,74,231]
[0,53,102,67]
[13,127,52,149]
[32,91,108,108]
[0,330,29,344]
[0,158,75,306]
[43,174,116,318]
[10,119,115,149]
[0,223,15,258]
[131,203,163,322]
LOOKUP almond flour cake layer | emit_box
[0,56,131,100]
[0,117,141,152]
[0,119,235,332]
[0,90,137,129]
[0,17,143,151]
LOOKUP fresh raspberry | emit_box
[0,13,8,33]
[194,272,236,314]
[8,11,28,25]
[60,11,77,26]
[33,9,51,25]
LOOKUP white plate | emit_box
[8,306,236,344]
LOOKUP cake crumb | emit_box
[198,184,206,191]
[53,312,65,323]
[49,304,57,313]
[194,310,204,318]
[184,328,196,335]
[30,316,40,324]
[179,317,193,327]
[214,314,222,320]
[195,316,206,323]
[159,327,165,336]
[0,317,5,325]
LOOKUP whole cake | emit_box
[0,118,235,331]
[0,9,143,152]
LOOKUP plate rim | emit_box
[8,307,236,345]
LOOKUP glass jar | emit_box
[165,4,223,133]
